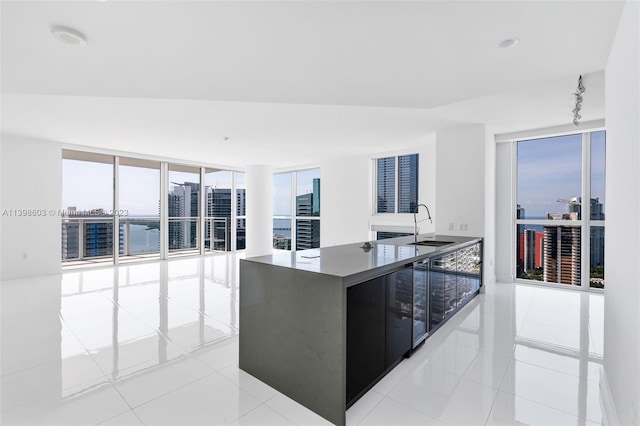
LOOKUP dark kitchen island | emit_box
[239,234,483,426]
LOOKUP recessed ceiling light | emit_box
[498,38,519,49]
[51,26,87,47]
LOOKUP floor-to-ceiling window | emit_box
[235,172,246,250]
[168,165,201,255]
[273,168,321,250]
[61,151,115,265]
[204,169,232,251]
[589,131,606,288]
[62,150,246,267]
[515,130,606,289]
[118,158,161,262]
[273,172,293,250]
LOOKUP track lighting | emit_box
[572,75,585,126]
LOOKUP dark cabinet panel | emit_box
[413,260,428,347]
[346,277,385,405]
[385,267,413,366]
[429,242,482,332]
[346,265,413,406]
[456,243,482,306]
[347,241,482,407]
[430,251,457,326]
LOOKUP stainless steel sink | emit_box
[407,240,454,247]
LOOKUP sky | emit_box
[62,159,317,219]
[517,131,606,218]
[62,162,246,216]
[273,169,320,217]
[62,132,604,221]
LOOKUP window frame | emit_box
[272,168,321,251]
[373,153,419,215]
[62,149,246,267]
[513,130,605,291]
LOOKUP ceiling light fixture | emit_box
[572,75,586,126]
[498,38,519,48]
[50,26,87,47]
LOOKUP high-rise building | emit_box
[377,157,395,213]
[206,187,231,250]
[237,188,246,250]
[557,196,606,271]
[168,182,199,250]
[295,178,321,250]
[517,226,544,278]
[543,225,581,285]
[295,193,320,250]
[61,208,124,260]
[588,197,605,269]
[538,196,605,286]
[524,229,536,271]
[61,217,79,260]
[203,186,247,251]
[312,178,320,216]
[398,154,418,213]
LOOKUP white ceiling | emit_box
[0,1,624,167]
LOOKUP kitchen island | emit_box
[239,234,482,426]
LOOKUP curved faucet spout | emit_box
[413,203,433,243]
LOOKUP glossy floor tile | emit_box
[1,254,608,425]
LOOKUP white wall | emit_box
[367,135,437,237]
[321,135,436,246]
[495,142,514,283]
[245,164,273,257]
[435,125,486,237]
[320,155,371,246]
[604,1,640,424]
[483,127,496,285]
[1,134,62,280]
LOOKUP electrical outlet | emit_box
[448,223,454,231]
[459,223,468,231]
[22,253,28,260]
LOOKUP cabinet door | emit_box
[385,267,413,366]
[429,252,456,326]
[347,277,385,405]
[456,243,481,305]
[413,260,428,347]
[441,252,458,318]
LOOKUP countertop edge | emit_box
[242,235,483,284]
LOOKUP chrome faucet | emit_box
[414,203,433,244]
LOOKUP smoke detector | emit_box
[498,38,519,49]
[51,26,87,47]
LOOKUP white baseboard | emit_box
[600,367,621,426]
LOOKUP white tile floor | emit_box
[1,253,607,425]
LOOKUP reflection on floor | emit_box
[1,253,606,425]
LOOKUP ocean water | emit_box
[273,218,292,237]
[128,224,160,254]
[126,220,305,252]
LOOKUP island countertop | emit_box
[242,234,482,286]
[240,234,483,425]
